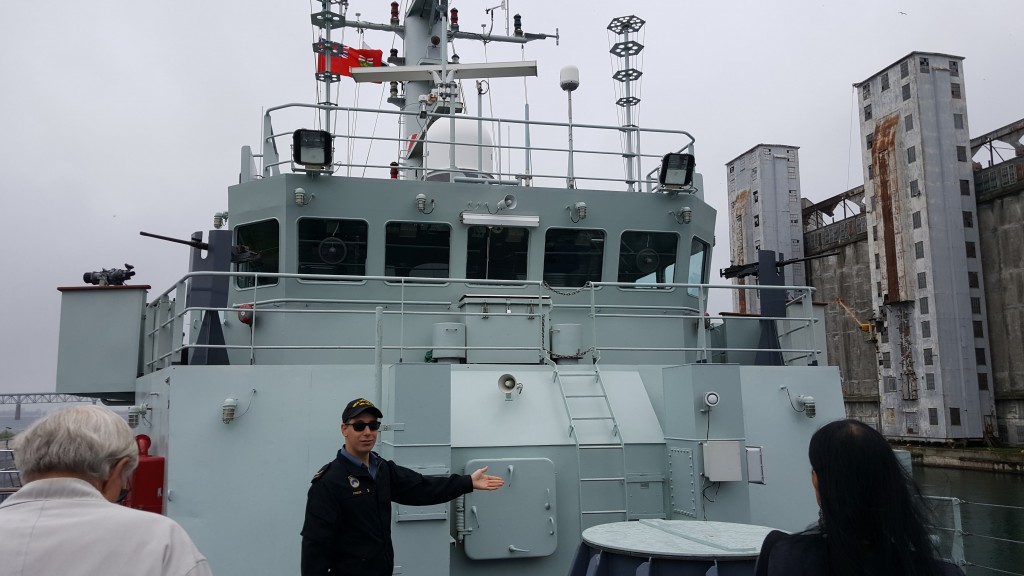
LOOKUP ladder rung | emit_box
[582,510,627,515]
[579,444,623,449]
[564,394,605,398]
[581,477,626,482]
[572,416,614,421]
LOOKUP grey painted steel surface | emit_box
[56,286,147,398]
[582,519,774,559]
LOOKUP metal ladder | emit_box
[554,365,629,530]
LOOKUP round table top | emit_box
[582,519,778,561]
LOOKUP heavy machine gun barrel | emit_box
[139,231,209,251]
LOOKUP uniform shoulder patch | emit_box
[311,462,332,483]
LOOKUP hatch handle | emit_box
[548,516,555,535]
[507,464,514,487]
[471,505,481,528]
[509,545,530,553]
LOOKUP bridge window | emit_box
[618,231,678,288]
[467,226,530,281]
[543,228,605,287]
[687,238,710,297]
[385,222,451,278]
[235,219,279,288]
[298,218,368,279]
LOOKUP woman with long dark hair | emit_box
[754,419,964,576]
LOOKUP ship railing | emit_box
[258,103,694,192]
[142,272,820,371]
[923,495,1024,576]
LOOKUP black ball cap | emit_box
[343,398,383,422]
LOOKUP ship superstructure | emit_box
[53,3,844,575]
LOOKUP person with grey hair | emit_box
[0,405,212,576]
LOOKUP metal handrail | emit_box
[923,496,1024,576]
[259,103,695,189]
[142,271,821,371]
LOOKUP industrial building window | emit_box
[954,113,964,129]
[235,219,280,288]
[862,82,871,99]
[617,231,679,287]
[960,179,971,195]
[543,228,605,287]
[921,321,931,338]
[866,134,874,149]
[906,412,919,435]
[882,352,891,369]
[874,254,880,269]
[924,347,934,365]
[920,297,930,315]
[881,73,890,91]
[864,104,872,121]
[729,165,734,174]
[919,57,930,72]
[971,297,981,314]
[885,377,897,392]
[872,225,878,240]
[929,408,938,425]
[297,218,369,279]
[914,241,925,259]
[751,167,758,180]
[951,83,962,99]
[384,222,451,279]
[789,190,799,201]
[877,282,882,297]
[910,180,920,196]
[905,114,914,131]
[966,241,976,258]
[907,146,917,164]
[973,320,984,338]
[912,211,922,229]
[902,83,911,101]
[467,226,530,281]
[978,372,988,390]
[754,215,760,227]
[976,348,987,365]
[917,272,927,289]
[880,328,889,343]
[790,216,800,225]
[949,60,960,77]
[949,408,961,426]
[963,212,973,228]
[968,271,979,288]
[926,373,936,390]
[901,60,910,78]
[868,165,874,179]
[753,190,758,203]
[957,146,968,162]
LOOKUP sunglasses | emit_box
[346,421,381,432]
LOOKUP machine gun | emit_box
[83,264,136,286]
[139,231,261,264]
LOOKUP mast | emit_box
[608,16,645,192]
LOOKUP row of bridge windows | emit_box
[236,218,709,295]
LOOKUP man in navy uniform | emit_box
[301,398,504,575]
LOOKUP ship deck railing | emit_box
[255,103,695,192]
[142,272,820,372]
[924,495,1024,576]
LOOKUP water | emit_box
[915,466,1024,575]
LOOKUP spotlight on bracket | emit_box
[222,397,239,424]
[671,206,693,224]
[659,152,696,189]
[795,395,816,418]
[295,187,315,206]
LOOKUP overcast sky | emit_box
[1,0,1021,394]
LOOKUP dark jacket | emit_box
[300,451,473,576]
[755,529,966,576]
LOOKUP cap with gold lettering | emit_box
[342,398,383,422]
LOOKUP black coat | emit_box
[755,530,966,576]
[300,451,473,576]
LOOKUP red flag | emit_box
[316,45,384,78]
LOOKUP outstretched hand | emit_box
[470,466,504,490]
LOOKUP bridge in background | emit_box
[0,394,97,420]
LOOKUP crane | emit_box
[834,296,874,335]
